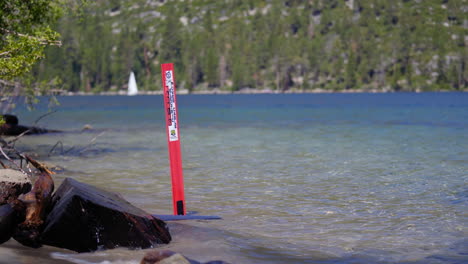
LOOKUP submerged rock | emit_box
[140,249,232,264]
[156,254,193,264]
[40,178,171,252]
[141,250,191,264]
[0,169,31,205]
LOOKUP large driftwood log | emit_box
[12,156,55,248]
[40,178,171,252]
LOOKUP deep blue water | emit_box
[2,92,467,264]
[13,92,468,129]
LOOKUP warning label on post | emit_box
[165,70,179,142]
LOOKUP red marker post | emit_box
[161,63,186,215]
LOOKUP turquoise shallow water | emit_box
[1,93,467,264]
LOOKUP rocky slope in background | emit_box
[32,0,467,93]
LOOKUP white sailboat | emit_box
[127,71,138,96]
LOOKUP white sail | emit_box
[127,71,138,96]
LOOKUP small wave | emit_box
[51,252,139,264]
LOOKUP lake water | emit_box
[1,93,467,264]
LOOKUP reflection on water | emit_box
[1,93,467,264]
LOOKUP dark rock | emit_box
[0,124,57,136]
[40,178,171,252]
[2,114,18,125]
[0,169,32,205]
[0,204,21,244]
[0,114,61,136]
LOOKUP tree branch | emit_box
[0,51,13,57]
[0,28,62,47]
[0,79,21,87]
[0,144,28,175]
[33,110,57,126]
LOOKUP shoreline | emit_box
[52,88,467,96]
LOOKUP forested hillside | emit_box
[31,0,467,93]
